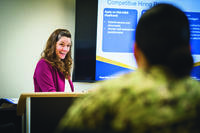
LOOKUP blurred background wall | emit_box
[0,0,93,98]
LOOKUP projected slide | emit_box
[102,8,137,53]
[96,0,200,81]
[187,12,200,54]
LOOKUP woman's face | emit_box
[56,36,71,60]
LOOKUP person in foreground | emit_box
[33,29,74,92]
[57,4,200,133]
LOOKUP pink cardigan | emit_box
[33,59,74,92]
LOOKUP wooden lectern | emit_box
[17,92,84,133]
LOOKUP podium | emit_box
[17,92,84,133]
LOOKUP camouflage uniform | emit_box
[58,67,200,133]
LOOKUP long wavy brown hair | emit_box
[41,29,72,79]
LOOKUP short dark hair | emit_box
[135,3,193,78]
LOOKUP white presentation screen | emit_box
[95,0,200,81]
